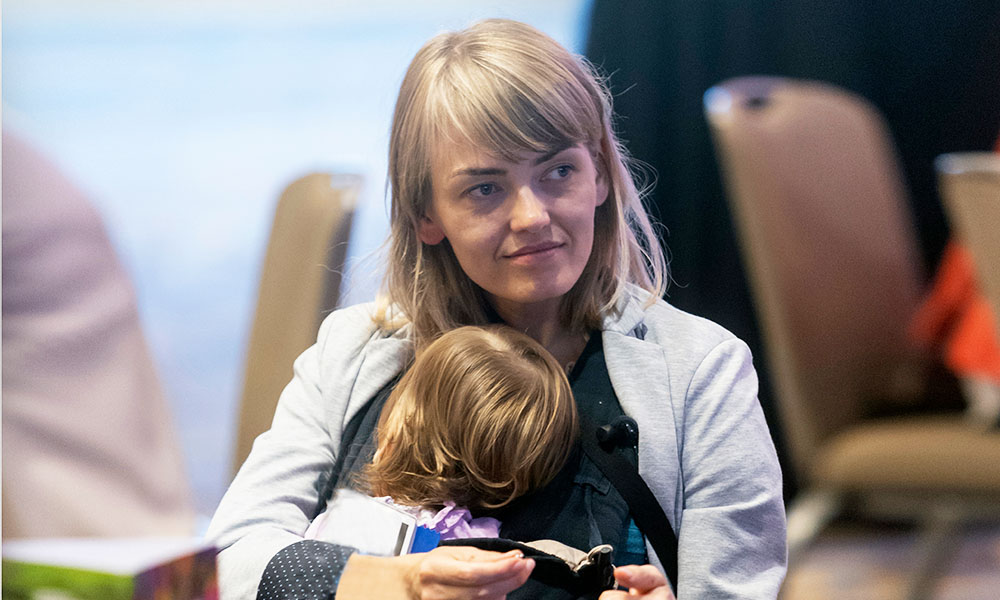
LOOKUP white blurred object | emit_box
[961,377,1000,430]
[2,536,212,575]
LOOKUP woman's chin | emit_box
[485,282,576,312]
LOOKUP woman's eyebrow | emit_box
[451,167,506,179]
[533,144,573,165]
[449,144,574,179]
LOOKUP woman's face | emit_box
[419,140,608,312]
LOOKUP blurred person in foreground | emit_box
[2,131,195,539]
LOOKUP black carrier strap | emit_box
[578,413,679,593]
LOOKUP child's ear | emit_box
[418,216,446,245]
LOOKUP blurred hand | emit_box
[599,565,675,600]
[401,546,535,600]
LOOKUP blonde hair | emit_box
[365,325,577,510]
[377,18,667,347]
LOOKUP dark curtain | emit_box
[585,0,1000,501]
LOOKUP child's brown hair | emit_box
[365,325,577,510]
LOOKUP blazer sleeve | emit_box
[677,338,787,599]
[205,309,370,600]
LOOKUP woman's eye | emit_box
[547,164,575,180]
[468,183,499,198]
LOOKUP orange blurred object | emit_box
[910,241,1000,381]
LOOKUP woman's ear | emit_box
[591,143,610,207]
[595,169,610,207]
[417,216,446,245]
[594,160,610,207]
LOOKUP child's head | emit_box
[366,325,577,510]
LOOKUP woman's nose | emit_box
[510,186,551,232]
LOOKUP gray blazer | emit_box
[207,287,787,599]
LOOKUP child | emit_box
[306,324,578,543]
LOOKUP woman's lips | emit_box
[504,242,563,262]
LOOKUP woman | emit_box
[208,18,786,600]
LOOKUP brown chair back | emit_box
[232,172,361,474]
[704,77,929,482]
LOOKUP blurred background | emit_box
[3,0,590,517]
[4,0,1000,597]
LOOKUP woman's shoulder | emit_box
[608,285,743,354]
[316,301,410,343]
[310,301,414,425]
[312,301,413,370]
[645,298,740,351]
[602,285,755,398]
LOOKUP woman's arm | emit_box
[206,306,381,600]
[250,542,533,600]
[207,343,340,598]
[206,307,535,600]
[677,338,787,598]
[336,547,534,600]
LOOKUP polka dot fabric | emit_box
[256,540,356,600]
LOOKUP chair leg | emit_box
[786,489,844,567]
[903,504,963,600]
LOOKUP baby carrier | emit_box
[317,374,678,599]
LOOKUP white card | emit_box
[306,489,418,556]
